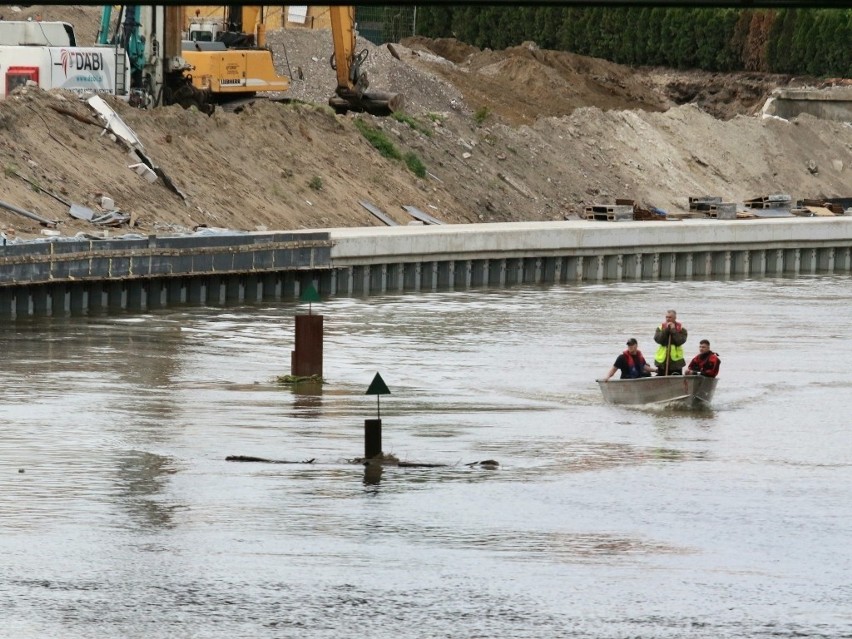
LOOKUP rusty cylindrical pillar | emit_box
[291,314,323,377]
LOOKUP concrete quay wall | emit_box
[0,231,332,317]
[765,87,852,123]
[323,218,852,295]
[0,217,850,316]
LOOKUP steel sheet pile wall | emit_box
[0,232,332,317]
[2,218,852,316]
[324,219,852,296]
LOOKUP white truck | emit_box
[0,20,128,100]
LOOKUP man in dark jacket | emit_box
[686,339,721,378]
[603,338,655,381]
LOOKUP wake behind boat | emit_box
[596,375,717,407]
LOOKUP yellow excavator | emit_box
[180,5,288,106]
[99,5,401,116]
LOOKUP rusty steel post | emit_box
[291,314,323,377]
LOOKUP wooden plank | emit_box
[804,206,837,217]
[359,200,398,226]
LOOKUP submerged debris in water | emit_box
[466,459,500,469]
[275,374,323,385]
[349,452,400,466]
[226,455,316,464]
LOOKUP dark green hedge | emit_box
[414,7,851,76]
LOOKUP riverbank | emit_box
[0,8,850,242]
[3,216,851,317]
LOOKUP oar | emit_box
[664,333,672,376]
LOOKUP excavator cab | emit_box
[327,6,403,116]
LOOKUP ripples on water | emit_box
[1,278,851,638]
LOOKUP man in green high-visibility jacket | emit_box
[653,309,688,375]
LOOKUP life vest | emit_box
[690,351,721,377]
[622,349,648,379]
[655,322,685,365]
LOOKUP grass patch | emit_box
[355,118,427,179]
[354,118,402,160]
[392,112,432,137]
[474,106,490,126]
[404,152,427,178]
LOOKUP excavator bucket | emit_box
[329,90,405,117]
[326,6,403,117]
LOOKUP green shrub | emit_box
[404,152,427,178]
[308,176,323,191]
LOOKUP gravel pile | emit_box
[265,27,467,117]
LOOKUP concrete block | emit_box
[129,162,157,183]
[706,203,737,219]
[583,204,634,221]
[689,196,722,211]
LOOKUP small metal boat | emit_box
[596,375,718,406]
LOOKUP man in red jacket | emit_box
[686,340,721,378]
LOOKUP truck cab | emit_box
[0,20,128,100]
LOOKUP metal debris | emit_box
[0,199,57,227]
[359,200,398,226]
[402,205,444,225]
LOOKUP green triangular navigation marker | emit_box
[366,372,391,395]
[300,283,321,303]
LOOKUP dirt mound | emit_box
[0,6,849,242]
[400,39,672,125]
[402,36,479,64]
[641,69,810,120]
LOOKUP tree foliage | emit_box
[413,7,851,76]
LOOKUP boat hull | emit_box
[596,375,717,406]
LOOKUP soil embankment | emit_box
[0,5,849,239]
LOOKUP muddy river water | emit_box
[2,276,851,638]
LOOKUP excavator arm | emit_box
[327,5,402,116]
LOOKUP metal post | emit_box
[364,419,382,460]
[291,314,324,377]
